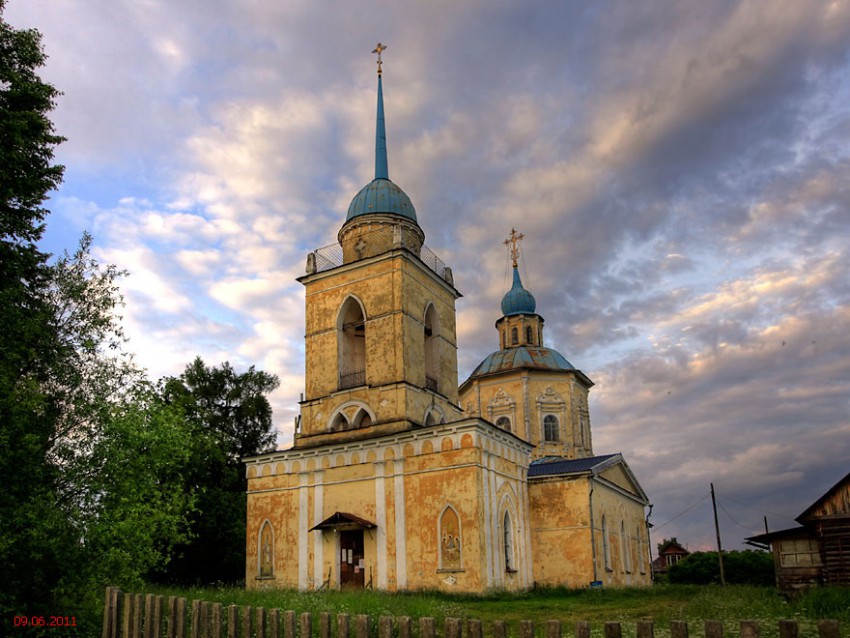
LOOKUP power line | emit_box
[652,492,710,532]
[717,493,798,524]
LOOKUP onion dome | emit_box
[346,65,417,223]
[347,178,416,221]
[501,266,536,316]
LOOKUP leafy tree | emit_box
[70,387,196,600]
[667,550,775,586]
[1,6,238,627]
[156,357,279,584]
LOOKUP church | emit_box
[244,46,651,592]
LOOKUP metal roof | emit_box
[528,453,620,477]
[347,178,417,222]
[309,511,377,531]
[467,345,576,379]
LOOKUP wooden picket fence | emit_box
[101,587,843,638]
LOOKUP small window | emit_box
[602,515,611,570]
[543,414,559,441]
[495,416,511,432]
[511,327,518,345]
[637,526,646,573]
[259,521,274,577]
[503,511,514,571]
[526,326,533,344]
[621,521,631,573]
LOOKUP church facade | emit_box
[244,48,651,592]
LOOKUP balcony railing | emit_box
[305,225,452,284]
[339,370,366,390]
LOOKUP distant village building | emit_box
[747,471,850,590]
[652,538,690,578]
[243,47,651,592]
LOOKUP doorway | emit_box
[339,530,365,588]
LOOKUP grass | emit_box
[137,584,850,638]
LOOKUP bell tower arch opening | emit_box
[424,303,441,392]
[338,296,367,390]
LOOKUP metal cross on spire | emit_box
[503,228,526,268]
[372,42,387,75]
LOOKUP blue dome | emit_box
[467,346,575,379]
[346,178,417,222]
[501,267,536,315]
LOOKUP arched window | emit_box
[439,506,462,570]
[352,408,372,429]
[259,521,274,578]
[424,304,440,392]
[503,511,514,571]
[543,414,559,441]
[338,297,366,389]
[526,326,533,345]
[511,327,518,345]
[620,521,631,573]
[637,525,645,573]
[602,515,611,571]
[330,412,349,432]
[495,416,511,432]
[424,407,445,427]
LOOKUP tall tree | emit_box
[0,0,68,615]
[157,358,279,584]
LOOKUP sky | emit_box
[7,0,850,554]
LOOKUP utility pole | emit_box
[711,483,726,585]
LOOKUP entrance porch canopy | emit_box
[309,511,377,532]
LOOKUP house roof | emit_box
[797,470,850,523]
[657,538,690,555]
[528,453,650,505]
[746,470,850,545]
[746,526,814,545]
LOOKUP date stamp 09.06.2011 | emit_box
[12,615,77,630]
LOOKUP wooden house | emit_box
[747,471,850,590]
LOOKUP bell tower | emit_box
[295,45,463,448]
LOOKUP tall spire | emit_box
[373,43,389,180]
[346,43,417,223]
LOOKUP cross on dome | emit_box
[503,228,526,268]
[372,42,387,75]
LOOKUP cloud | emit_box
[8,0,850,548]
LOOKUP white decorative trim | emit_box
[393,459,407,588]
[313,470,324,588]
[482,451,494,587]
[423,404,446,425]
[375,461,387,588]
[298,473,309,589]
